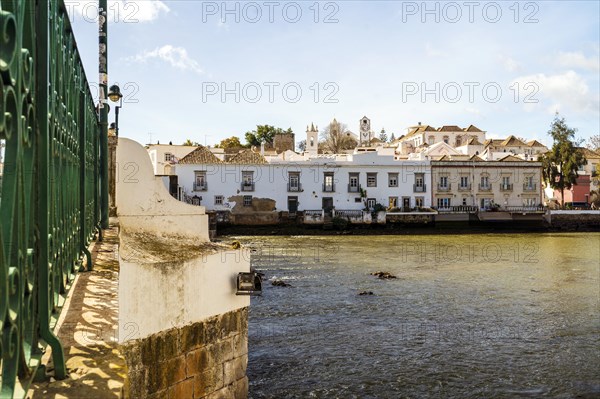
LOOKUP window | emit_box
[194,171,207,191]
[288,172,300,192]
[502,176,511,189]
[414,174,425,192]
[165,152,173,162]
[243,196,252,207]
[388,173,398,187]
[428,136,435,145]
[215,195,224,205]
[525,176,534,187]
[456,137,462,147]
[437,198,451,208]
[355,197,362,203]
[242,171,254,191]
[523,198,536,207]
[462,198,467,205]
[366,198,376,209]
[460,176,469,189]
[367,173,377,187]
[439,176,448,188]
[323,172,335,192]
[191,196,201,206]
[443,136,449,144]
[415,197,424,207]
[389,197,397,208]
[349,173,359,192]
[480,176,490,188]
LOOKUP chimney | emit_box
[418,122,422,126]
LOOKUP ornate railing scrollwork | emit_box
[0,1,102,396]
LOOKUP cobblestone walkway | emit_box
[30,223,126,398]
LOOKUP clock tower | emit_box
[359,116,371,146]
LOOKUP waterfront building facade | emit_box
[174,147,432,213]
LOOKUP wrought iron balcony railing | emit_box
[193,183,208,191]
[458,184,471,191]
[478,184,492,191]
[323,183,335,192]
[523,183,537,191]
[437,183,451,191]
[241,182,255,192]
[413,184,426,192]
[288,183,302,192]
[348,184,361,193]
[500,183,514,191]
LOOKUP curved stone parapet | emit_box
[116,137,209,241]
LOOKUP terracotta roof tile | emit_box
[178,146,223,164]
[464,125,483,132]
[438,125,463,132]
[500,135,526,147]
[227,149,267,164]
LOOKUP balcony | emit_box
[458,184,471,191]
[505,206,546,213]
[193,183,208,191]
[436,205,478,214]
[348,184,361,193]
[288,182,302,192]
[523,183,537,191]
[322,183,335,192]
[478,184,492,192]
[500,183,513,192]
[241,182,255,192]
[413,184,426,193]
[437,183,451,191]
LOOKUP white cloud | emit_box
[65,0,169,23]
[425,42,446,58]
[498,55,521,72]
[512,70,599,115]
[556,51,599,72]
[128,45,203,74]
[465,107,481,115]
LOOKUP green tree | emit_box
[586,134,600,152]
[389,132,396,142]
[183,139,199,146]
[244,125,293,147]
[319,119,357,153]
[378,128,388,143]
[215,136,244,149]
[297,139,306,152]
[541,114,587,208]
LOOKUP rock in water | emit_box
[271,280,292,287]
[359,291,374,296]
[370,271,397,279]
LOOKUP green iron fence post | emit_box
[99,0,108,229]
[35,0,67,381]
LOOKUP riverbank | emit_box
[217,218,599,236]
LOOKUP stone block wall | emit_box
[122,308,249,399]
[550,212,600,231]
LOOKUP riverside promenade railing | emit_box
[1,0,104,395]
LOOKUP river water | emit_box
[235,233,600,399]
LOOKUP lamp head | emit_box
[108,84,122,103]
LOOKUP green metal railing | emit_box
[1,0,105,396]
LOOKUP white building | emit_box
[174,146,432,213]
[146,144,197,175]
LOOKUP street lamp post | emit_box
[108,84,123,136]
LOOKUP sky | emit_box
[65,0,600,148]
